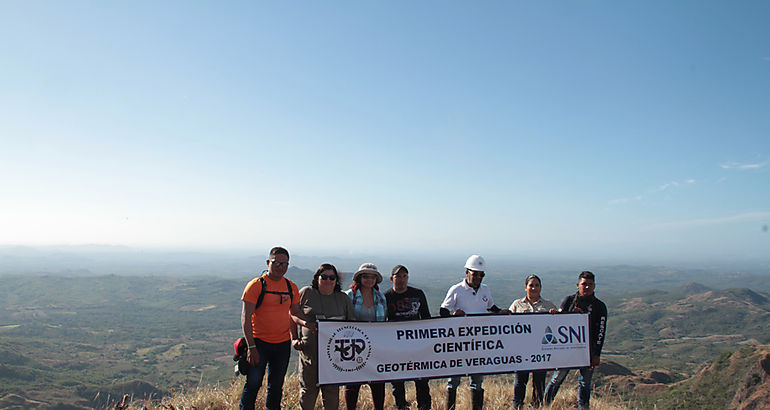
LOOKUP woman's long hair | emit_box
[312,263,342,293]
[349,273,379,292]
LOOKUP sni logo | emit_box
[542,325,586,345]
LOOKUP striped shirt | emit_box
[345,288,387,322]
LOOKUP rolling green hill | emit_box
[603,286,770,375]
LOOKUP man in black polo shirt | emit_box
[384,265,432,410]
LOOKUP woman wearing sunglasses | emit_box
[292,263,355,410]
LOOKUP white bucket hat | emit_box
[353,263,383,283]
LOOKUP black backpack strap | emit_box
[285,278,293,304]
[256,277,294,307]
[255,277,267,310]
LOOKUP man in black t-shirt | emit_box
[543,270,608,410]
[384,265,431,410]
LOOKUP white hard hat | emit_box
[464,255,486,271]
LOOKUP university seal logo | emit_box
[326,325,372,372]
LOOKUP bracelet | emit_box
[247,345,256,349]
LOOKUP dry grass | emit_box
[125,373,635,409]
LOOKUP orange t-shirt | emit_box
[241,273,300,343]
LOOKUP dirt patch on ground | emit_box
[619,297,648,312]
[660,334,743,343]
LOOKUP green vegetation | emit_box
[0,275,250,408]
[603,288,770,375]
[635,345,770,409]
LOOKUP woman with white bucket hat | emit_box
[343,263,387,410]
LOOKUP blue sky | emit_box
[1,1,768,263]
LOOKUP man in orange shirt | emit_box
[240,247,301,410]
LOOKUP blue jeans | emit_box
[239,339,291,410]
[447,374,484,391]
[543,367,594,409]
[513,370,547,408]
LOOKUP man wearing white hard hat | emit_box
[439,255,508,410]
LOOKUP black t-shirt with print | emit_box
[385,286,431,321]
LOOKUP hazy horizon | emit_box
[2,244,769,277]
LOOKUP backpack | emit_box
[233,337,249,375]
[255,276,294,310]
[232,276,295,375]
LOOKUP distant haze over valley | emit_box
[2,245,769,279]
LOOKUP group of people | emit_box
[239,247,607,410]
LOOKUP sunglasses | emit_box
[468,271,485,278]
[319,274,336,281]
[270,260,289,268]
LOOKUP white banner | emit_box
[317,313,590,385]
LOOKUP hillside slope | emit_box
[617,344,770,409]
[605,287,770,374]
